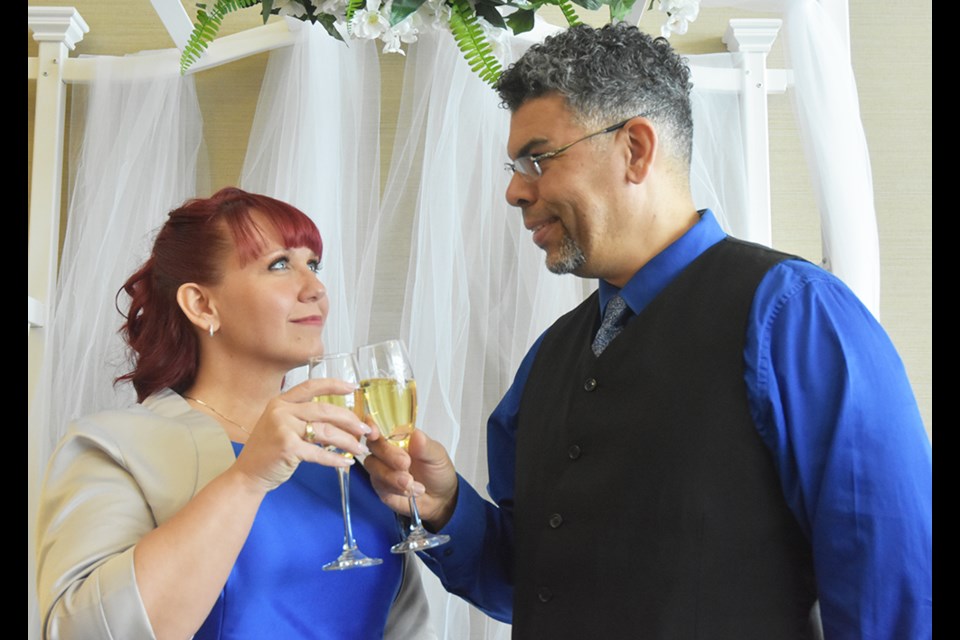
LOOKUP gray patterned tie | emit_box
[591,294,630,356]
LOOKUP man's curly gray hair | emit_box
[495,22,694,167]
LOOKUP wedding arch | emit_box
[28,1,877,638]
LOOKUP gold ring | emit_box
[304,422,316,442]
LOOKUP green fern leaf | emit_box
[447,0,502,86]
[179,0,261,75]
[556,0,582,26]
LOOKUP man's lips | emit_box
[528,217,559,247]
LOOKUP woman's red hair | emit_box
[115,187,323,402]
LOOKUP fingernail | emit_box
[359,423,372,435]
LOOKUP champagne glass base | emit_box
[322,549,384,571]
[390,531,451,554]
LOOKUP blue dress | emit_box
[195,443,405,639]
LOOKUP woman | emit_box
[36,187,434,639]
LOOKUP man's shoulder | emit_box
[715,237,851,297]
[716,236,806,267]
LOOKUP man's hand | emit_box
[363,429,459,531]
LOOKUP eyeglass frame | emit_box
[504,115,640,181]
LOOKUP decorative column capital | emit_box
[28,6,89,50]
[723,18,782,54]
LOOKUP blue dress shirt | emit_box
[420,210,932,638]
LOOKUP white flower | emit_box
[350,0,390,39]
[413,0,452,32]
[273,0,311,19]
[658,0,699,37]
[394,18,420,43]
[380,18,419,54]
[317,0,348,20]
[380,31,405,54]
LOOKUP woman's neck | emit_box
[184,365,288,436]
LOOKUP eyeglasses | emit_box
[504,117,636,181]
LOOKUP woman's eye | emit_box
[309,260,322,274]
[268,257,290,271]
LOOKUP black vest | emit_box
[513,238,817,639]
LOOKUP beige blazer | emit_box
[36,388,434,639]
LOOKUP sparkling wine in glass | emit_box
[310,353,384,571]
[357,339,450,553]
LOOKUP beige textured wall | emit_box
[28,1,931,436]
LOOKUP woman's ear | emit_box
[623,116,657,184]
[176,283,219,336]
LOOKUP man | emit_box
[364,23,932,639]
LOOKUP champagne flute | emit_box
[357,339,450,553]
[310,353,384,571]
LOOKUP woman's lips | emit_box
[292,315,324,326]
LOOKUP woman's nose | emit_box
[301,270,326,301]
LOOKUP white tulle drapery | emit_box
[699,0,880,315]
[240,19,383,379]
[370,25,590,639]
[687,53,749,238]
[27,55,205,640]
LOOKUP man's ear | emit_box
[176,283,219,335]
[622,116,658,184]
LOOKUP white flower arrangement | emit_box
[180,0,701,84]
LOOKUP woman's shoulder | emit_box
[72,394,168,434]
[59,389,236,518]
[71,389,217,444]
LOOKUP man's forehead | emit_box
[507,95,577,156]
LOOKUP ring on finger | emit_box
[304,421,316,443]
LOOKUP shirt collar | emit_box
[598,209,726,316]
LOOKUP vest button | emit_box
[538,587,553,603]
[583,378,597,391]
[548,513,563,528]
[568,445,582,459]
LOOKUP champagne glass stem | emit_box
[337,467,358,550]
[323,460,382,570]
[407,494,426,534]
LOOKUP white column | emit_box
[28,6,88,400]
[722,18,782,248]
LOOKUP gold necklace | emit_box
[183,395,252,435]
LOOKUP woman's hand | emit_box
[232,378,376,492]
